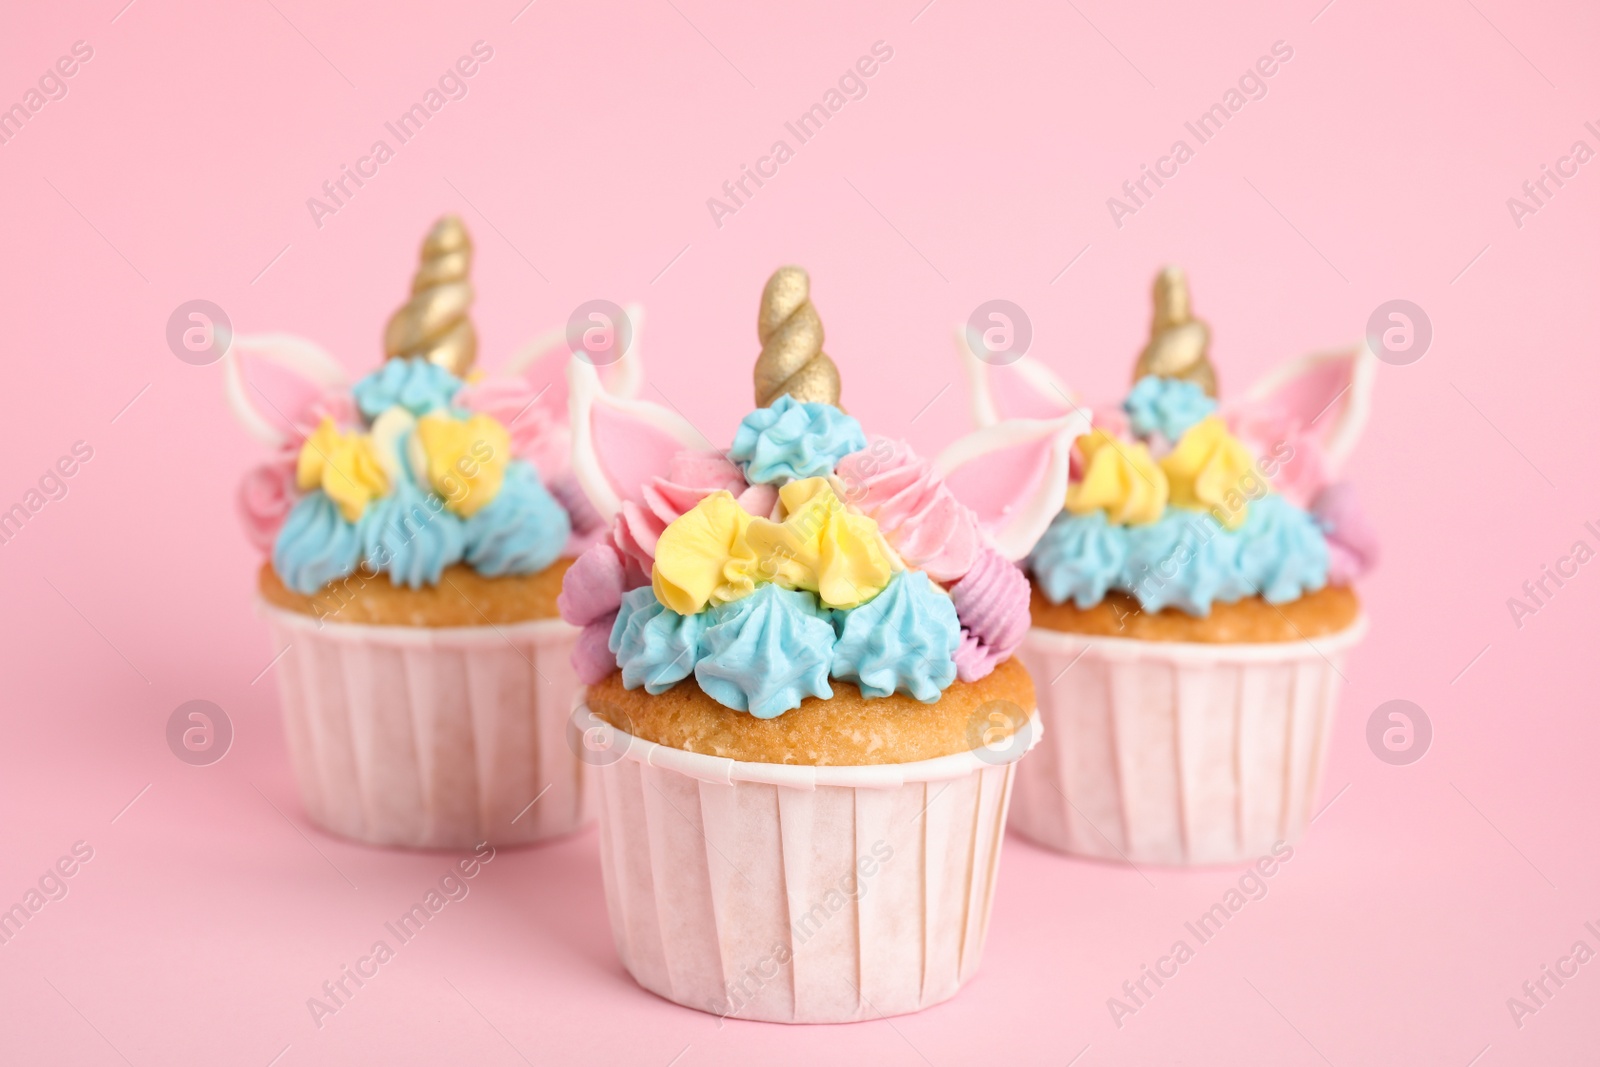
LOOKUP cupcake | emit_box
[226,215,638,849]
[963,267,1377,866]
[560,267,1088,1022]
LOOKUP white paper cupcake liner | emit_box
[1009,618,1367,866]
[579,704,1041,1023]
[261,603,593,849]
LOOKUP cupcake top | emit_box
[968,266,1378,619]
[227,216,631,600]
[559,267,1090,719]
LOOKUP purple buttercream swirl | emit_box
[1311,483,1378,586]
[558,541,644,682]
[948,546,1030,683]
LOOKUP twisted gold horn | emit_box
[754,266,841,407]
[383,215,477,376]
[1133,266,1217,397]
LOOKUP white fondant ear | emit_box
[934,411,1092,561]
[507,302,645,417]
[567,355,711,522]
[1227,342,1376,472]
[604,303,646,400]
[224,333,349,448]
[957,325,1081,429]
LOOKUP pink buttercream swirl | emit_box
[1226,405,1330,509]
[455,378,570,489]
[1311,482,1378,586]
[557,454,779,683]
[237,446,300,552]
[834,436,981,583]
[557,541,637,683]
[948,546,1031,683]
[548,470,609,557]
[612,450,776,576]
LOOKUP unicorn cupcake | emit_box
[228,215,636,849]
[560,267,1087,1022]
[963,267,1377,865]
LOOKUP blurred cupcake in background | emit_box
[226,215,640,849]
[961,266,1377,865]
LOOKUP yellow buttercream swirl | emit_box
[1065,430,1168,525]
[746,478,891,609]
[1160,416,1257,529]
[652,491,758,614]
[414,412,511,517]
[296,418,389,522]
[652,480,892,614]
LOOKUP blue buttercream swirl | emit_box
[352,358,463,423]
[728,396,867,485]
[1233,494,1330,603]
[1031,496,1331,616]
[693,585,836,718]
[832,570,960,702]
[273,492,363,595]
[611,587,707,694]
[356,475,465,589]
[1028,511,1129,609]
[463,461,570,578]
[1124,375,1217,441]
[1122,510,1252,614]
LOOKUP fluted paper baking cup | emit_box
[1010,618,1367,866]
[580,703,1041,1023]
[261,603,593,849]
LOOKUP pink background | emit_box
[2,0,1597,1062]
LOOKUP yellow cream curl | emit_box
[1159,416,1258,529]
[414,412,511,518]
[652,480,891,615]
[1065,430,1168,526]
[297,418,389,522]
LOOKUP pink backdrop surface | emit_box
[2,0,1597,1063]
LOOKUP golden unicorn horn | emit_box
[1133,265,1217,397]
[754,266,841,407]
[383,215,477,376]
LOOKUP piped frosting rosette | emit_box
[560,268,1090,718]
[959,266,1380,617]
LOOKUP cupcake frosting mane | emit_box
[960,266,1380,619]
[560,266,1091,718]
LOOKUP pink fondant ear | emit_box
[1224,342,1376,479]
[224,334,350,447]
[506,302,646,422]
[934,412,1092,561]
[458,306,645,484]
[567,354,710,522]
[958,325,1082,428]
